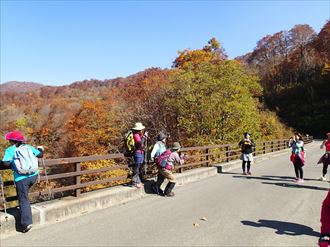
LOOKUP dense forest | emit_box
[0,21,329,160]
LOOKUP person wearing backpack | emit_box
[150,132,167,195]
[131,123,148,188]
[238,132,255,175]
[0,131,44,233]
[153,142,185,197]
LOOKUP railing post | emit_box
[263,142,266,154]
[271,141,274,152]
[75,162,81,197]
[226,145,230,162]
[206,148,209,167]
[277,140,280,151]
[178,151,183,173]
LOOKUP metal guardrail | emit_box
[0,136,313,207]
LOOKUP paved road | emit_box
[1,141,329,246]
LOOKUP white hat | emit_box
[132,122,145,131]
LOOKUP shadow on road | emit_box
[262,182,329,191]
[241,219,319,237]
[232,175,320,182]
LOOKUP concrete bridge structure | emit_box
[0,140,329,246]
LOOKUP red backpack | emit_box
[156,149,172,168]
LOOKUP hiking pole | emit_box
[0,171,8,223]
[41,158,54,200]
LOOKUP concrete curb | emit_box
[0,146,303,235]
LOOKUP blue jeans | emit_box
[15,175,38,228]
[132,153,144,185]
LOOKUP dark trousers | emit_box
[15,175,38,228]
[242,161,251,172]
[132,163,143,185]
[293,158,304,179]
[322,163,329,176]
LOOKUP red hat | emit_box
[5,131,25,142]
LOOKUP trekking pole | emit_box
[41,158,54,200]
[0,171,9,223]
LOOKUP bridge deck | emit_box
[1,141,328,246]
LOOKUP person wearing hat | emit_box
[150,132,167,195]
[289,132,305,183]
[317,132,330,181]
[1,131,44,233]
[238,132,255,175]
[131,122,148,188]
[153,142,185,197]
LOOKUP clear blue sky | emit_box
[1,0,329,86]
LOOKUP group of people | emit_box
[0,126,329,246]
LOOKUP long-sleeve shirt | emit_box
[150,141,166,161]
[167,152,184,169]
[289,140,304,154]
[239,139,255,154]
[133,133,146,154]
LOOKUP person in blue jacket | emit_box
[1,131,43,233]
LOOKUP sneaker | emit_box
[243,172,247,175]
[23,224,32,233]
[297,179,304,183]
[319,176,327,181]
[134,183,144,188]
[247,172,252,175]
[293,177,299,182]
[165,192,175,197]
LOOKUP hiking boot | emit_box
[23,224,32,233]
[319,176,327,181]
[134,183,144,188]
[247,171,252,175]
[165,192,175,197]
[243,172,247,175]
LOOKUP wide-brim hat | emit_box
[132,122,145,131]
[5,131,25,142]
[244,132,251,136]
[171,142,181,150]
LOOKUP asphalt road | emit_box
[1,141,329,246]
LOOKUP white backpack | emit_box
[13,145,39,175]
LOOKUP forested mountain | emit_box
[0,81,44,93]
[238,21,330,137]
[1,21,329,159]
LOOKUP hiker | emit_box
[238,132,255,175]
[131,122,148,188]
[0,131,44,233]
[288,132,305,183]
[319,190,330,247]
[317,132,330,181]
[152,142,185,197]
[150,132,167,195]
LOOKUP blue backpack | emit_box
[13,145,39,175]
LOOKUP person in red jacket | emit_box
[319,190,330,247]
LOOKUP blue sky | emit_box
[1,1,329,86]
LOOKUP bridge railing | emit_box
[0,136,313,208]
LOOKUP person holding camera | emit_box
[1,131,44,233]
[238,132,255,175]
[289,132,305,183]
[131,122,148,188]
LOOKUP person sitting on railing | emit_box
[238,132,255,175]
[131,122,148,189]
[319,190,330,247]
[150,132,167,195]
[317,132,330,181]
[153,142,185,197]
[0,131,44,233]
[288,132,305,183]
